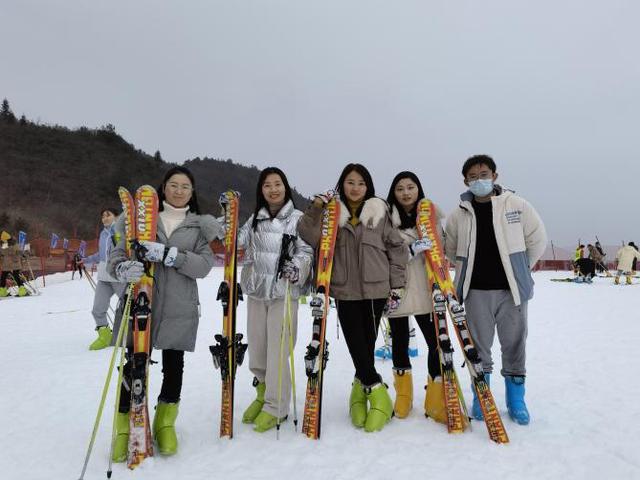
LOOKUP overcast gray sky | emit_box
[2,0,639,246]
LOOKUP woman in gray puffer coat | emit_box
[239,167,314,433]
[108,166,223,461]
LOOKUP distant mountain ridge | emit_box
[0,100,309,239]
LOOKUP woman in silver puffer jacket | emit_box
[238,167,314,433]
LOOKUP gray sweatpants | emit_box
[464,289,528,377]
[92,280,126,328]
[247,296,299,417]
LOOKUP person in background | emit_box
[614,242,640,285]
[83,208,125,350]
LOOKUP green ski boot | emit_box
[89,326,113,351]
[253,411,287,433]
[111,412,129,463]
[18,286,28,297]
[0,287,8,297]
[153,401,179,455]
[349,377,368,428]
[242,378,266,424]
[364,382,393,432]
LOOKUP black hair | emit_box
[101,207,119,217]
[251,167,294,230]
[158,165,200,214]
[462,154,497,177]
[386,171,426,229]
[336,163,376,209]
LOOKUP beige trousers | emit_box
[246,296,299,417]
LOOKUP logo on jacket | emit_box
[505,210,522,224]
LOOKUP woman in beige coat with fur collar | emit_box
[298,163,407,433]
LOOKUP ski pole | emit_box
[285,282,298,431]
[107,290,133,478]
[78,283,134,480]
[276,281,289,439]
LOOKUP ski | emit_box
[417,198,509,443]
[210,191,247,438]
[301,197,340,439]
[127,185,159,468]
[426,266,467,434]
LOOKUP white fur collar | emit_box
[338,197,388,229]
[390,205,402,228]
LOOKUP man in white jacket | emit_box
[614,242,640,285]
[445,155,546,426]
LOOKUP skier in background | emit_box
[445,155,547,426]
[298,163,407,433]
[573,244,585,275]
[82,208,124,350]
[384,171,445,423]
[587,244,607,275]
[71,251,84,279]
[614,242,640,285]
[237,167,314,433]
[108,166,222,461]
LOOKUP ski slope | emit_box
[1,269,638,480]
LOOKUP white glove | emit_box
[280,260,300,283]
[138,240,178,267]
[384,288,404,315]
[410,238,432,256]
[219,191,240,206]
[314,189,336,205]
[115,260,145,283]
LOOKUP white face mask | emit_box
[468,179,494,197]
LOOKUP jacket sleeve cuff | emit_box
[173,252,187,269]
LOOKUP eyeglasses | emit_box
[466,171,493,181]
[166,183,193,192]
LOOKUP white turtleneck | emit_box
[160,201,189,238]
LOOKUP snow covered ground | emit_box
[1,269,638,480]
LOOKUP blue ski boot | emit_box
[471,373,490,420]
[505,375,530,425]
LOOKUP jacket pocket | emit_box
[330,235,348,286]
[361,230,389,283]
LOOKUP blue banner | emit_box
[50,233,59,249]
[63,238,69,250]
[78,240,87,257]
[18,231,27,250]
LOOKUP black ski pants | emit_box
[119,349,184,412]
[336,298,386,386]
[389,313,441,379]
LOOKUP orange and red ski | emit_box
[210,191,247,438]
[417,198,508,443]
[127,185,159,468]
[301,197,340,439]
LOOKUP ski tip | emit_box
[106,471,112,479]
